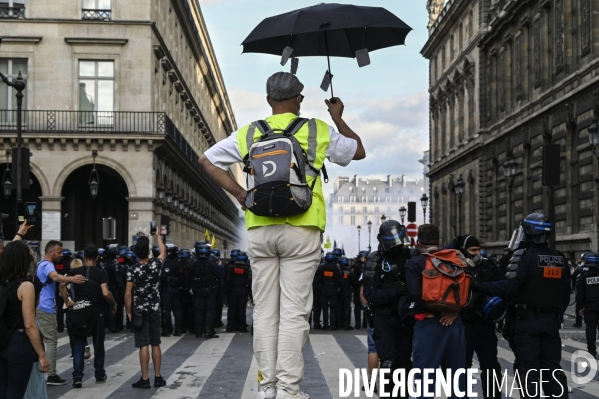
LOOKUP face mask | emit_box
[472,254,482,265]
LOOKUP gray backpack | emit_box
[242,118,327,217]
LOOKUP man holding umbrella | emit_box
[200,72,365,399]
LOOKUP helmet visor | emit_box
[380,225,406,251]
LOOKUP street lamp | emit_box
[157,185,165,201]
[173,195,180,207]
[88,150,99,199]
[399,206,407,225]
[166,190,173,204]
[381,214,386,223]
[357,225,361,252]
[454,175,465,235]
[367,220,373,253]
[420,193,429,224]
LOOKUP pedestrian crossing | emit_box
[44,329,599,399]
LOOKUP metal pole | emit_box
[368,228,371,253]
[457,195,462,235]
[358,231,360,252]
[549,185,556,248]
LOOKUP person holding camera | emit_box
[125,234,167,389]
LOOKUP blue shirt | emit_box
[36,260,57,314]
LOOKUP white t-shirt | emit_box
[204,124,357,170]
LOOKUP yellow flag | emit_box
[211,235,216,248]
[324,235,332,249]
[204,229,210,242]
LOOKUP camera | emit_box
[150,221,157,235]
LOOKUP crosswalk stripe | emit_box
[310,334,376,399]
[56,335,184,399]
[55,335,128,375]
[151,334,234,398]
[240,354,260,399]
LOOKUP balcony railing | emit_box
[0,110,166,134]
[82,9,111,20]
[0,5,25,18]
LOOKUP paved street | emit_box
[43,307,599,399]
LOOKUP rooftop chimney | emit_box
[388,175,392,187]
[355,175,359,187]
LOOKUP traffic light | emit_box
[408,202,416,223]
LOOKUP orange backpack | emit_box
[422,249,472,313]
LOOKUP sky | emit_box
[199,0,431,251]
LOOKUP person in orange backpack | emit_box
[405,224,466,399]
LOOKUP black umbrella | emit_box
[242,3,413,98]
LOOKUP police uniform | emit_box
[211,249,226,329]
[575,253,599,357]
[337,257,354,330]
[160,253,185,337]
[363,243,413,378]
[473,214,570,398]
[315,254,342,330]
[226,252,251,332]
[187,246,224,338]
[312,258,324,329]
[351,253,367,329]
[572,263,588,328]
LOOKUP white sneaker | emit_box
[255,386,277,399]
[276,389,310,399]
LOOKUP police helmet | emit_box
[129,245,135,253]
[230,249,241,260]
[179,248,191,259]
[196,244,211,258]
[122,251,137,265]
[151,246,160,258]
[476,296,507,323]
[98,248,106,258]
[324,252,336,262]
[107,244,118,257]
[584,252,599,267]
[377,220,407,252]
[332,247,343,258]
[211,249,221,259]
[61,249,73,259]
[117,245,128,255]
[480,250,488,258]
[339,256,349,266]
[194,241,207,254]
[521,213,552,244]
[358,251,368,258]
[166,244,179,257]
[76,250,84,260]
[236,251,248,262]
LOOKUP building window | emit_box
[350,206,355,213]
[351,216,355,225]
[350,196,356,203]
[363,216,368,224]
[375,206,379,213]
[337,196,344,202]
[387,206,391,213]
[79,60,114,125]
[361,196,368,202]
[339,206,343,213]
[0,0,26,18]
[363,206,367,213]
[82,0,111,20]
[374,196,380,203]
[0,58,28,124]
[338,216,343,225]
[373,187,378,192]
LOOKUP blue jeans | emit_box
[412,316,466,399]
[72,312,106,379]
[0,330,36,399]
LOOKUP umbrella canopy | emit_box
[242,3,413,58]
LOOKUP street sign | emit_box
[406,223,418,237]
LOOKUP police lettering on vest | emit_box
[587,276,599,285]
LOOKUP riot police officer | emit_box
[312,257,325,329]
[55,249,73,332]
[452,235,503,399]
[472,213,570,398]
[226,251,251,332]
[352,251,368,329]
[160,248,188,337]
[572,254,588,328]
[315,252,342,330]
[576,252,599,358]
[338,256,354,330]
[363,220,412,397]
[187,245,224,338]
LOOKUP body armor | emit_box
[229,261,250,287]
[583,268,599,302]
[515,248,565,309]
[364,250,408,315]
[191,259,217,290]
[321,262,340,287]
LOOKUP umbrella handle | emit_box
[330,98,337,104]
[324,31,337,104]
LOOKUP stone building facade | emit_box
[423,0,599,258]
[0,0,243,251]
[327,174,428,253]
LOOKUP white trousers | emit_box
[247,224,322,395]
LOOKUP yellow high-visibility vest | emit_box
[237,113,330,231]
